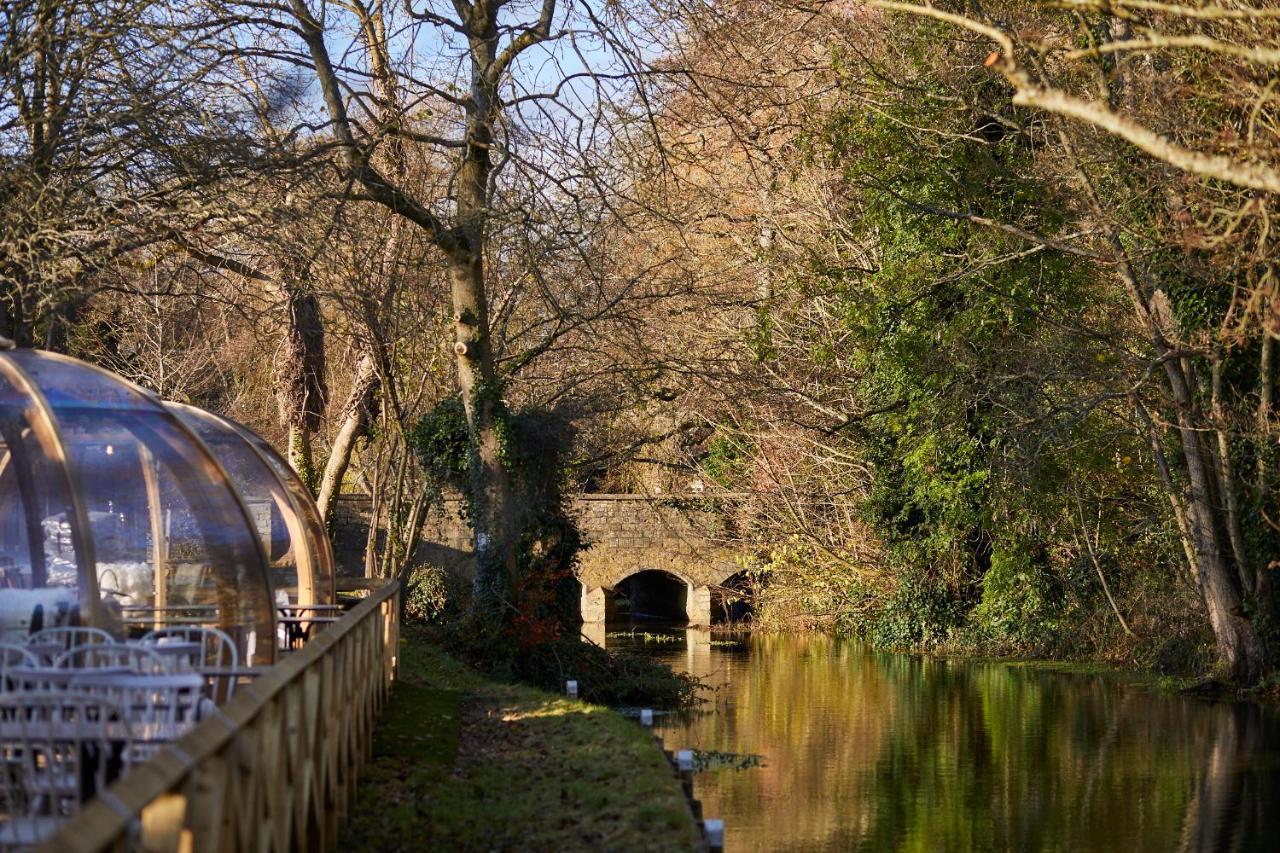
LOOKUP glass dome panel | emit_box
[1,350,276,666]
[167,404,336,608]
[0,360,98,637]
[235,428,337,607]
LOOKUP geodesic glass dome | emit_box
[167,403,336,608]
[0,349,276,665]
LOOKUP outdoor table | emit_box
[122,617,225,627]
[72,672,206,742]
[195,667,266,678]
[277,616,342,649]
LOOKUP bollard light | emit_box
[640,708,654,726]
[566,679,579,698]
[704,818,725,848]
[677,749,694,773]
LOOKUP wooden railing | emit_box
[43,579,401,853]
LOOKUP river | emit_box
[596,625,1280,852]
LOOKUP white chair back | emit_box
[0,692,133,847]
[0,644,39,692]
[140,626,238,670]
[141,626,240,703]
[54,643,171,675]
[26,626,114,654]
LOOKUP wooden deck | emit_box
[41,579,401,853]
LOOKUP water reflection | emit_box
[605,628,1280,852]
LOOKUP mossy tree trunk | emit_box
[276,279,327,492]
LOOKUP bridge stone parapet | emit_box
[333,493,743,626]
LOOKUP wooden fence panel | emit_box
[41,580,400,853]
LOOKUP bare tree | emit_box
[0,0,273,348]
[196,0,678,612]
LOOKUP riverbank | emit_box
[340,626,702,852]
[977,653,1280,705]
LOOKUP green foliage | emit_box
[403,565,457,624]
[407,394,471,504]
[737,18,1194,662]
[409,394,589,635]
[821,47,1078,646]
[969,546,1062,652]
[701,432,748,490]
[869,567,969,648]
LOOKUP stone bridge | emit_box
[333,493,743,626]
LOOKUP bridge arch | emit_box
[581,562,735,628]
[610,568,691,623]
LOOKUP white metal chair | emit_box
[70,673,204,761]
[0,692,133,849]
[140,627,240,704]
[53,643,172,675]
[140,626,237,669]
[25,627,115,664]
[0,645,38,693]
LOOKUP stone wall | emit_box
[331,495,472,579]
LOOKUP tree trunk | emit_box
[1154,308,1263,683]
[450,248,519,610]
[449,24,520,614]
[317,353,379,522]
[276,282,327,491]
[1133,396,1201,589]
[290,0,530,615]
[1156,326,1263,682]
[1209,349,1252,593]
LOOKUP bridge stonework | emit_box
[332,494,741,626]
[573,495,739,627]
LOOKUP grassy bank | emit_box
[340,627,701,852]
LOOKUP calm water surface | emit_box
[597,625,1280,852]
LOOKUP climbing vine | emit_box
[408,392,585,636]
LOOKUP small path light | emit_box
[640,708,654,726]
[704,818,725,852]
[565,679,578,698]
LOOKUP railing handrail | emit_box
[42,579,400,853]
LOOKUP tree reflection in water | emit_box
[606,631,1280,852]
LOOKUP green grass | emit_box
[341,628,701,852]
